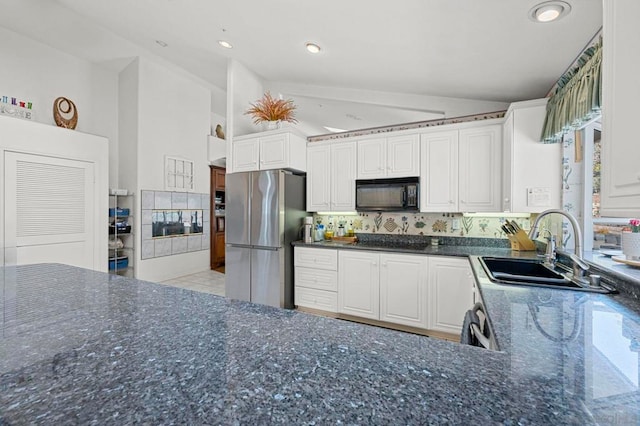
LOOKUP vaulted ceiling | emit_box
[0,0,602,133]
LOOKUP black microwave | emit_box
[355,177,419,211]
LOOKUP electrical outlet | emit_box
[452,218,461,230]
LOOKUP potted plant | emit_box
[245,91,297,130]
[621,219,640,260]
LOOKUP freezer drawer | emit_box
[251,247,287,308]
[225,245,251,302]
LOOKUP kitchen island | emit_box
[1,263,639,424]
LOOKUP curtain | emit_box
[541,38,602,143]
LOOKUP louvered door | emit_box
[4,152,95,269]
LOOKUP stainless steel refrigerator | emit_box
[225,170,305,309]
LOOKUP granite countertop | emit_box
[292,239,541,260]
[469,256,640,425]
[2,263,639,424]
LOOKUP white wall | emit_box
[0,26,119,188]
[227,59,265,138]
[132,57,211,282]
[117,59,140,197]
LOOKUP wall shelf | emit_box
[109,192,134,277]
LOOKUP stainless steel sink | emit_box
[479,257,614,293]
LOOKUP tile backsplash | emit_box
[141,190,210,260]
[314,212,533,239]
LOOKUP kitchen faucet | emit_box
[528,209,590,281]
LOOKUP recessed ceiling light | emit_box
[529,1,571,23]
[305,43,321,54]
[218,40,233,49]
[156,40,168,47]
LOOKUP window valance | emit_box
[541,38,602,143]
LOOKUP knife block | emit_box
[507,231,537,251]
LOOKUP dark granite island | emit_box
[1,263,639,424]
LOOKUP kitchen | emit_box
[1,0,640,423]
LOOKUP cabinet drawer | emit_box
[295,267,337,291]
[295,287,338,312]
[294,247,337,270]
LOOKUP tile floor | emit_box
[160,269,225,296]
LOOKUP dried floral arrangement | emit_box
[245,92,297,124]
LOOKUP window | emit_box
[583,122,628,251]
[165,156,194,192]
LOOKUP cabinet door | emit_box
[357,138,386,179]
[600,1,640,217]
[295,267,338,292]
[428,256,474,335]
[231,137,259,172]
[502,113,514,212]
[331,141,357,211]
[379,253,428,328]
[259,133,288,170]
[295,287,338,312]
[213,232,225,266]
[387,134,420,178]
[295,246,337,270]
[458,125,502,212]
[505,103,561,213]
[215,168,226,190]
[338,250,379,319]
[306,144,331,212]
[420,130,458,212]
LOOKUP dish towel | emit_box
[460,309,481,346]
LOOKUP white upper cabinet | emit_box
[357,137,386,178]
[231,137,259,173]
[420,123,501,212]
[458,125,502,212]
[502,99,561,213]
[601,0,640,216]
[230,130,306,174]
[306,143,331,212]
[387,134,421,177]
[331,142,357,211]
[357,134,420,179]
[421,130,459,212]
[306,140,356,212]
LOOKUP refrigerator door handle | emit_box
[251,245,279,251]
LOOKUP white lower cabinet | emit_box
[294,247,338,312]
[427,256,474,335]
[338,250,428,327]
[338,250,380,320]
[298,247,476,336]
[379,253,429,328]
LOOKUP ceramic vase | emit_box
[621,231,640,260]
[264,120,281,131]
